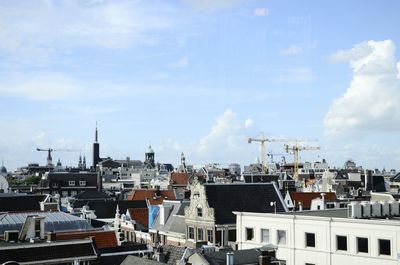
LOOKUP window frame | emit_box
[197,227,204,241]
[206,229,213,243]
[356,237,368,254]
[68,180,75,186]
[261,228,270,243]
[245,227,254,241]
[336,235,348,251]
[197,207,203,217]
[277,230,287,245]
[305,232,316,248]
[79,180,86,186]
[378,238,391,256]
[188,226,194,240]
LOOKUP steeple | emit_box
[95,122,98,143]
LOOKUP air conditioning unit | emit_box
[360,201,371,218]
[381,201,390,216]
[4,230,19,242]
[389,200,399,216]
[348,202,362,218]
[370,201,381,217]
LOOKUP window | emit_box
[188,227,194,239]
[277,230,286,245]
[305,263,315,265]
[197,228,204,241]
[71,190,77,196]
[52,182,58,188]
[261,229,270,243]
[207,229,213,242]
[246,228,254,241]
[79,180,86,186]
[378,239,391,256]
[68,180,75,186]
[357,237,368,253]
[336,235,347,251]
[327,203,335,209]
[197,207,203,217]
[62,191,68,197]
[306,233,315,247]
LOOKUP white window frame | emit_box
[79,180,86,186]
[261,228,270,243]
[68,180,75,186]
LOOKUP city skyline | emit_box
[1,0,400,170]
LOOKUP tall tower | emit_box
[144,145,155,168]
[92,124,100,169]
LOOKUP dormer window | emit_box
[79,181,86,186]
[68,181,75,186]
[197,207,203,217]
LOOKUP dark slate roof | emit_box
[42,171,98,187]
[203,248,277,265]
[162,245,186,265]
[176,200,190,216]
[87,200,147,218]
[121,256,165,265]
[390,172,400,182]
[204,183,286,224]
[74,190,111,200]
[0,194,46,212]
[0,239,97,264]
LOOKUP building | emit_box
[38,171,100,197]
[235,200,400,265]
[185,179,287,248]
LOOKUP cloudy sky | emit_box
[1,0,400,171]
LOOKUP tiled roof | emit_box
[55,230,118,248]
[169,173,190,186]
[127,189,176,205]
[162,245,186,265]
[289,192,336,209]
[127,208,149,228]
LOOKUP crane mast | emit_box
[248,132,295,174]
[284,142,320,180]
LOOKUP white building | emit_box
[235,201,400,265]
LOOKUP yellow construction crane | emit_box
[284,142,320,180]
[248,132,295,173]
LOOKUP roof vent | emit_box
[389,200,399,216]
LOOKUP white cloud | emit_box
[183,0,242,10]
[253,8,269,17]
[274,67,316,84]
[168,57,189,68]
[197,109,255,161]
[0,0,176,65]
[281,45,303,56]
[324,40,400,137]
[244,118,254,129]
[0,72,82,100]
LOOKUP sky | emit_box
[1,0,400,171]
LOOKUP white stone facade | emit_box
[235,210,400,265]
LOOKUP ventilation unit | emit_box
[370,201,381,217]
[360,201,371,218]
[348,202,362,218]
[381,201,390,217]
[389,200,400,216]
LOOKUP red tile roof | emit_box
[289,192,336,209]
[170,173,191,186]
[128,207,149,228]
[55,230,118,248]
[127,189,176,205]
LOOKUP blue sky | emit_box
[1,0,400,170]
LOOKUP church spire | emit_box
[95,122,98,143]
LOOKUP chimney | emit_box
[259,250,272,265]
[226,252,234,265]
